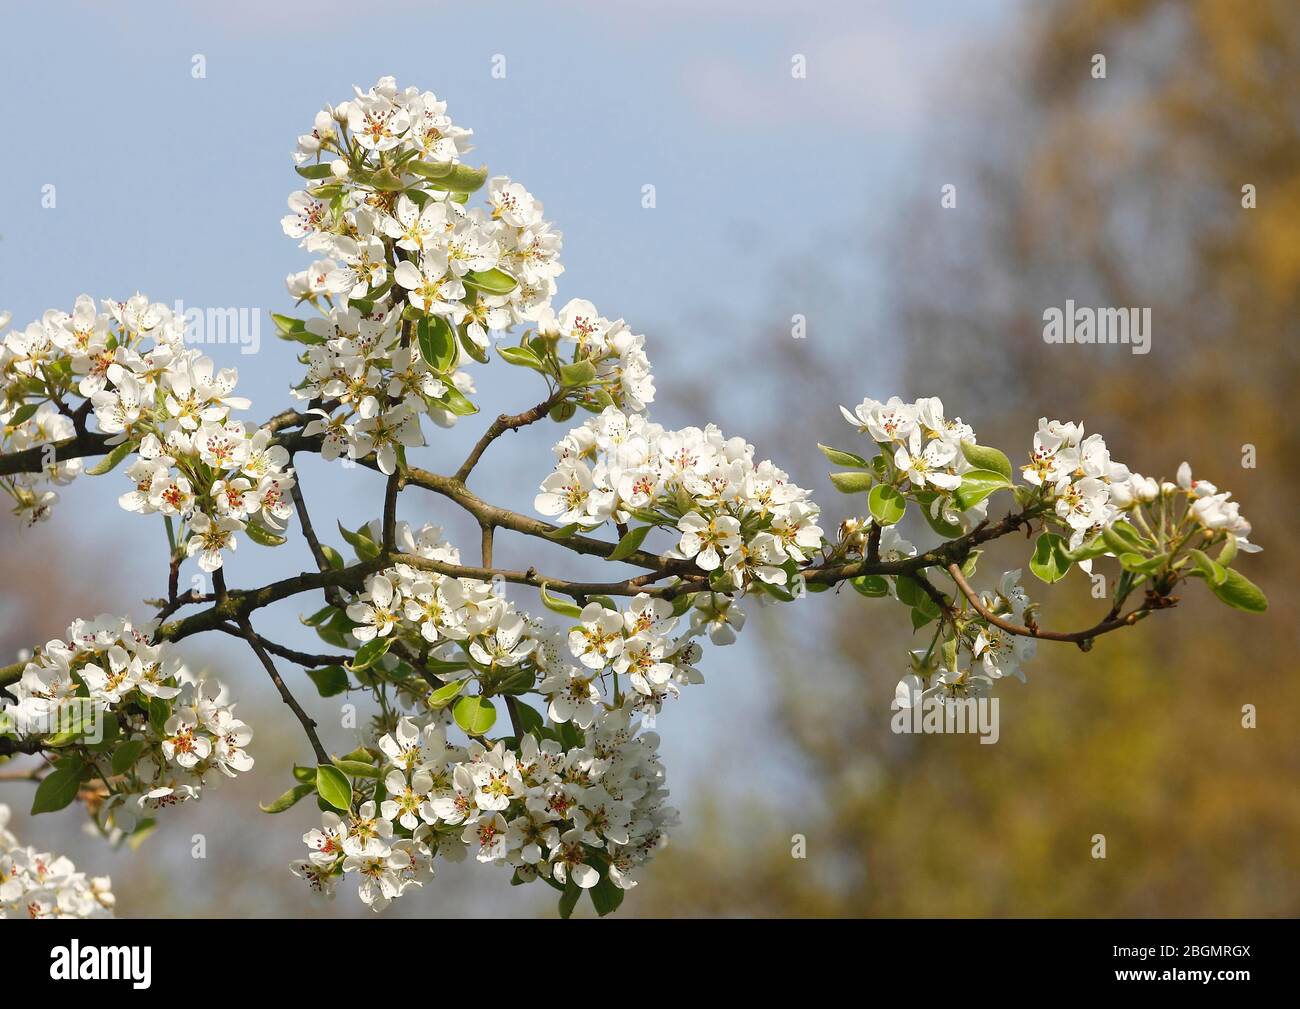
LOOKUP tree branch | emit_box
[453,388,565,484]
[945,562,1161,649]
[236,616,330,763]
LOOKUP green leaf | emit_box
[426,678,467,709]
[1029,532,1072,583]
[1064,535,1111,562]
[559,360,597,388]
[590,872,625,917]
[331,758,381,779]
[851,575,889,597]
[463,268,518,296]
[1216,535,1238,567]
[244,522,287,547]
[513,701,545,739]
[453,695,498,735]
[960,441,1013,481]
[349,636,391,672]
[424,163,488,193]
[110,740,148,775]
[558,877,582,919]
[830,471,874,494]
[953,469,1011,511]
[1187,548,1227,586]
[86,440,133,476]
[607,525,650,562]
[301,604,337,627]
[337,520,380,561]
[31,766,82,814]
[306,665,350,697]
[368,167,406,192]
[914,492,963,538]
[320,545,346,570]
[1101,521,1148,555]
[867,485,906,526]
[435,386,479,417]
[911,607,936,631]
[260,782,316,814]
[273,313,324,345]
[295,163,335,180]
[497,345,545,371]
[549,400,577,423]
[818,444,869,468]
[315,764,353,811]
[1208,567,1267,613]
[539,583,583,618]
[1119,551,1168,575]
[417,314,457,372]
[406,160,455,181]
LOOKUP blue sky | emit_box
[1,0,1011,912]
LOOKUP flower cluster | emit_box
[293,706,676,911]
[336,521,711,722]
[894,569,1038,708]
[1110,461,1259,555]
[1021,417,1132,552]
[0,294,293,570]
[536,406,823,591]
[2,614,253,836]
[0,804,115,918]
[840,394,987,531]
[281,76,658,473]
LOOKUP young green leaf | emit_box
[590,871,625,916]
[559,359,597,388]
[960,441,1013,481]
[1029,532,1072,583]
[953,469,1011,511]
[110,740,148,775]
[1187,548,1228,586]
[453,695,498,735]
[306,665,350,697]
[259,783,317,813]
[417,314,457,372]
[606,525,650,562]
[868,485,906,526]
[86,440,134,476]
[539,583,583,618]
[851,574,889,597]
[426,677,468,709]
[244,522,288,547]
[331,758,382,779]
[818,444,869,468]
[830,471,874,494]
[463,268,518,295]
[1208,567,1268,613]
[315,764,353,811]
[497,345,545,370]
[31,766,82,815]
[348,637,391,672]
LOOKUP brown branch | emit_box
[453,388,565,484]
[236,616,330,764]
[945,562,1159,649]
[382,470,403,554]
[214,623,350,669]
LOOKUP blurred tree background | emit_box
[4,0,1296,918]
[629,0,1300,916]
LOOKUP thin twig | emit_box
[236,616,330,763]
[454,388,565,484]
[945,562,1159,649]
